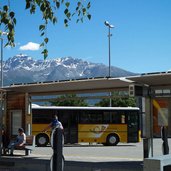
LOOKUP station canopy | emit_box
[127,72,171,87]
[3,77,133,95]
[3,72,171,95]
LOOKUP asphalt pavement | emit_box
[30,138,168,161]
[1,138,170,171]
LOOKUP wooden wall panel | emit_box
[6,92,26,137]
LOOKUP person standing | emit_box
[42,114,63,132]
[2,128,10,155]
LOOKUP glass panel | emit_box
[11,110,22,135]
[103,112,110,123]
[112,111,126,124]
[79,111,103,124]
[127,111,138,142]
[32,109,53,124]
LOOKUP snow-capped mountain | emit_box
[3,54,136,86]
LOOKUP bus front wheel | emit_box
[36,133,49,147]
[106,133,119,146]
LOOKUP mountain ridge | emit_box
[3,54,136,86]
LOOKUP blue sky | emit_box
[1,0,171,73]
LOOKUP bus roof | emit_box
[32,105,139,111]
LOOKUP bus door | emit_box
[61,111,78,144]
[68,112,78,143]
[127,111,139,142]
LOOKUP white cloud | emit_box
[19,42,40,51]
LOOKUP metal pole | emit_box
[108,26,112,107]
[108,27,111,78]
[104,21,114,107]
[0,38,3,157]
[149,93,153,157]
[0,33,6,157]
[0,93,2,157]
[52,128,64,171]
[0,38,3,88]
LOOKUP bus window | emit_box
[128,112,138,128]
[103,112,110,123]
[89,113,102,123]
[111,112,122,124]
[121,115,125,124]
[79,112,103,124]
[79,112,90,123]
[32,112,52,124]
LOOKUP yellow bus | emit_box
[32,106,141,146]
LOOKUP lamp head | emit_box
[109,24,114,28]
[104,21,114,28]
[104,21,109,26]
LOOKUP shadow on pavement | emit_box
[65,160,143,171]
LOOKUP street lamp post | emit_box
[0,37,3,157]
[104,21,114,107]
[104,21,114,78]
[0,31,8,88]
[0,32,7,157]
[0,38,4,88]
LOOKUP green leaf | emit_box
[42,49,48,60]
[30,5,36,14]
[35,0,41,6]
[87,14,91,20]
[9,12,15,18]
[78,10,81,16]
[40,32,45,36]
[39,24,45,31]
[56,1,60,8]
[65,2,70,8]
[64,19,68,27]
[40,42,44,47]
[87,2,91,9]
[66,12,71,19]
[3,18,9,25]
[64,8,68,15]
[8,22,14,31]
[12,17,17,25]
[40,3,46,12]
[26,2,31,9]
[3,6,9,12]
[44,37,49,44]
[82,8,86,15]
[52,17,57,24]
[77,2,81,7]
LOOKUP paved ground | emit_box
[1,138,170,171]
[11,138,169,161]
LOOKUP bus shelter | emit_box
[128,72,171,157]
[0,77,133,143]
[1,72,171,158]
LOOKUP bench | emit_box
[144,154,171,171]
[15,135,35,155]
